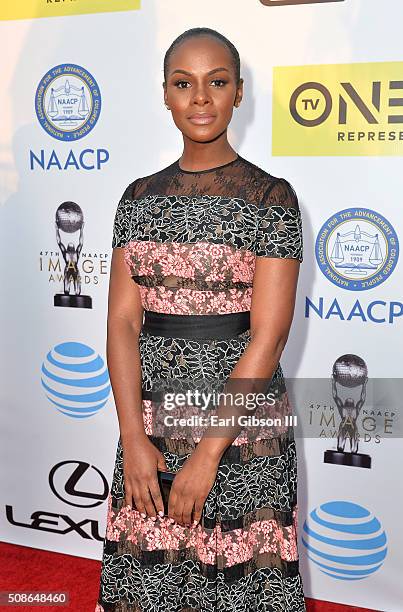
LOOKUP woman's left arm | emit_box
[195,256,301,459]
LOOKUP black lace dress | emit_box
[95,153,305,612]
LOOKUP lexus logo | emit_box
[5,460,109,540]
[49,460,109,508]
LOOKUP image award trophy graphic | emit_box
[54,202,92,309]
[324,354,371,469]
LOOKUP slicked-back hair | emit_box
[163,27,241,85]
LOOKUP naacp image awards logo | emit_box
[315,207,399,291]
[35,63,101,141]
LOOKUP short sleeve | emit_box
[255,177,303,262]
[111,180,138,248]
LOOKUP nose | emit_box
[191,82,212,106]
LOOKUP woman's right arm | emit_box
[107,248,167,518]
[107,247,145,440]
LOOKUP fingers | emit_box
[149,477,165,518]
[167,486,177,523]
[122,444,171,519]
[157,456,168,472]
[192,501,204,526]
[125,480,158,519]
[171,498,186,526]
[131,489,147,518]
[140,484,158,519]
[181,499,195,527]
[124,485,132,509]
[168,487,200,527]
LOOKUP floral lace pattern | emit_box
[96,154,305,611]
[105,494,299,566]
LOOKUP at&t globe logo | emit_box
[315,207,399,291]
[41,342,110,418]
[302,501,387,580]
[35,63,101,141]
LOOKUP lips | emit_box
[188,113,216,125]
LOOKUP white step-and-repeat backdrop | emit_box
[1,1,402,610]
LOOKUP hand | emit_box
[122,434,168,520]
[168,448,220,527]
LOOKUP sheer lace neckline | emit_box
[175,154,240,174]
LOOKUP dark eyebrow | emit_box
[169,67,230,77]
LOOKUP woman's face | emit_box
[164,36,243,143]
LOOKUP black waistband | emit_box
[141,310,250,339]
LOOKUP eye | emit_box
[211,79,227,87]
[173,78,228,89]
[173,80,190,89]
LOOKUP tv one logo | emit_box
[272,61,403,156]
[261,0,343,5]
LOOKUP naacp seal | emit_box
[315,207,399,291]
[35,63,101,141]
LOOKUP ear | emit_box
[234,77,244,107]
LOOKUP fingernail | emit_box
[140,512,146,518]
[193,520,198,526]
[151,516,157,521]
[158,510,164,517]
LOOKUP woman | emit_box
[96,26,305,612]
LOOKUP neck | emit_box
[179,133,237,171]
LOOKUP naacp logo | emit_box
[35,63,101,141]
[315,208,399,291]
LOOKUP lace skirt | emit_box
[95,311,305,612]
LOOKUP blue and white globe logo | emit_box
[35,63,101,141]
[41,342,110,418]
[315,207,399,291]
[302,501,387,580]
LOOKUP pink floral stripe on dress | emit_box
[124,240,256,283]
[105,494,299,567]
[138,286,252,314]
